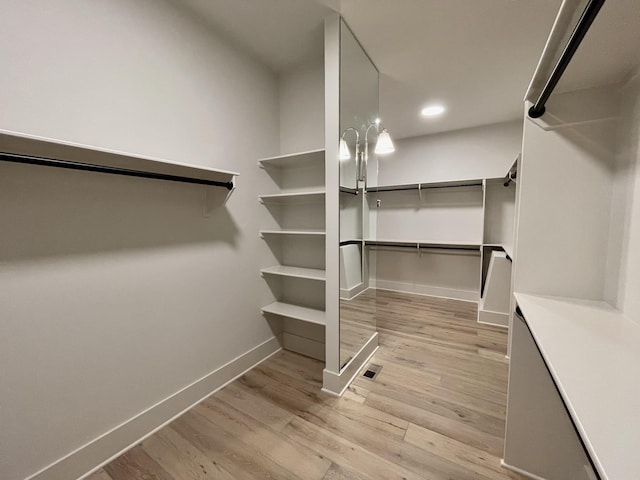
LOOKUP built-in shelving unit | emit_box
[503,2,640,477]
[258,149,326,358]
[261,301,326,326]
[260,265,325,281]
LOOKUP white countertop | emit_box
[514,293,640,480]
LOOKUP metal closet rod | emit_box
[366,242,479,252]
[528,0,606,119]
[340,240,363,246]
[368,182,482,193]
[0,152,235,190]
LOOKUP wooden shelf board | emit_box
[260,265,325,281]
[261,301,326,326]
[514,293,640,480]
[257,149,325,168]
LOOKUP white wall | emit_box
[369,187,484,244]
[514,111,615,300]
[374,120,522,186]
[278,58,325,154]
[370,248,481,301]
[0,2,280,479]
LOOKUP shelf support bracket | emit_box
[203,179,235,217]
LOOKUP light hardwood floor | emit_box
[88,290,524,480]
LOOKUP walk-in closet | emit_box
[1,1,638,479]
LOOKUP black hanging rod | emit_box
[365,241,479,252]
[339,186,359,195]
[0,152,234,190]
[367,181,482,193]
[340,240,363,246]
[528,0,606,119]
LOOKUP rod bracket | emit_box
[528,105,546,119]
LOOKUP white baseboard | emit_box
[370,280,478,302]
[282,331,325,361]
[478,308,509,327]
[500,459,547,480]
[322,332,378,396]
[26,336,282,480]
[341,286,371,301]
[340,281,366,300]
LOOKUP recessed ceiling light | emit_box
[421,105,446,117]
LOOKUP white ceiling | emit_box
[338,0,563,137]
[177,0,640,139]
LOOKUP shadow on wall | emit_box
[0,162,239,261]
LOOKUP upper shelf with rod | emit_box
[366,178,483,193]
[0,129,239,191]
[526,0,606,119]
[365,238,481,251]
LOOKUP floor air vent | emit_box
[362,364,382,380]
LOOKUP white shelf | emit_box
[514,293,640,480]
[259,191,325,204]
[0,129,239,186]
[366,178,483,193]
[260,229,325,237]
[260,266,325,281]
[483,243,514,259]
[261,301,326,326]
[257,149,325,169]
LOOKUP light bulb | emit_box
[374,129,395,155]
[421,105,446,117]
[339,138,351,161]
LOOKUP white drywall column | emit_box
[323,14,341,376]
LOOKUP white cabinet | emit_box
[504,312,597,480]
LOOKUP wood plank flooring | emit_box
[88,289,524,480]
